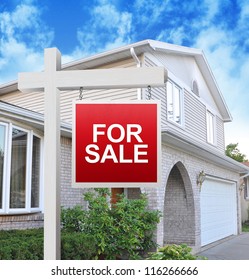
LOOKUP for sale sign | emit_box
[72,101,161,187]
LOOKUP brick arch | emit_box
[163,161,195,245]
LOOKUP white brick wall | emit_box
[139,144,240,252]
[0,137,240,254]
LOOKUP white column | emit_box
[43,48,61,260]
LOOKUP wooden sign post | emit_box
[18,48,167,260]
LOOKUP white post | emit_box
[43,48,61,260]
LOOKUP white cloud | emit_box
[192,3,249,158]
[75,0,132,57]
[0,1,54,83]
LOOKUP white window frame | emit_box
[206,110,216,145]
[0,122,8,213]
[166,79,184,126]
[0,122,43,215]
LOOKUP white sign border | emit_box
[72,100,161,188]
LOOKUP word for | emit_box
[85,124,148,164]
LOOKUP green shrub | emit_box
[0,228,96,260]
[61,188,161,259]
[0,228,43,260]
[61,205,85,232]
[147,244,198,260]
[242,222,249,232]
[61,232,97,260]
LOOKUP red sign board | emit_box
[72,101,161,187]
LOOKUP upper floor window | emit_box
[206,110,215,144]
[167,80,183,125]
[0,122,42,214]
[192,80,200,96]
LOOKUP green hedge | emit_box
[61,232,97,260]
[0,228,43,260]
[0,228,96,260]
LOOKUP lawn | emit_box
[242,222,249,232]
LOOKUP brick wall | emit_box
[0,213,44,230]
[0,137,241,255]
[140,144,240,252]
[60,137,87,208]
[0,136,87,230]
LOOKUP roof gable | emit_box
[0,39,232,121]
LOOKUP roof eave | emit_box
[0,80,18,95]
[162,129,249,174]
[0,39,234,122]
[0,101,71,137]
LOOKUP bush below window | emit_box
[0,228,96,260]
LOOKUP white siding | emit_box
[153,51,220,114]
[1,59,138,124]
[143,55,167,128]
[144,52,226,153]
[216,116,225,152]
[184,90,206,143]
[1,90,45,115]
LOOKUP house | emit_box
[0,39,249,253]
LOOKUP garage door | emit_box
[200,177,237,246]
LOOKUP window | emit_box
[0,124,6,210]
[0,123,42,214]
[192,80,200,96]
[206,110,215,144]
[167,80,182,125]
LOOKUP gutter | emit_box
[240,173,249,179]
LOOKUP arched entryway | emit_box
[164,162,195,245]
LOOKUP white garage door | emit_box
[200,177,237,246]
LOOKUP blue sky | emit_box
[0,0,249,158]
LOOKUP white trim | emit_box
[0,101,72,137]
[166,78,184,128]
[205,174,237,184]
[40,137,44,213]
[0,122,43,215]
[0,122,8,214]
[206,109,217,146]
[72,100,161,188]
[5,122,12,214]
[9,125,29,212]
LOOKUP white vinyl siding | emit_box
[216,116,225,152]
[207,110,215,145]
[184,90,206,143]
[0,59,138,124]
[143,55,167,128]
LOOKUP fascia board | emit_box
[162,129,248,173]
